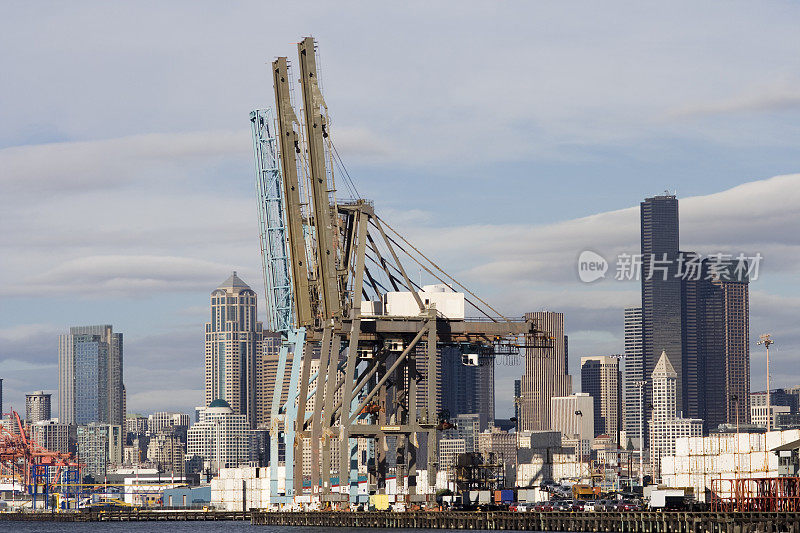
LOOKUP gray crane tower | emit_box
[250,36,549,506]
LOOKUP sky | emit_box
[1,1,799,418]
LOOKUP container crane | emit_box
[251,36,551,506]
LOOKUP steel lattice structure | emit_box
[0,408,81,509]
[251,37,551,506]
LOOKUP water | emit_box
[0,524,502,533]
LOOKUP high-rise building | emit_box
[58,325,124,426]
[147,429,186,476]
[519,312,572,431]
[254,332,284,428]
[682,255,751,431]
[438,438,466,472]
[550,393,594,442]
[478,426,517,487]
[186,399,253,474]
[30,419,76,453]
[440,347,494,425]
[147,412,190,436]
[648,351,702,479]
[25,391,51,424]
[125,414,148,438]
[205,272,264,428]
[580,356,622,442]
[641,195,683,423]
[77,423,124,479]
[514,379,521,424]
[623,307,643,444]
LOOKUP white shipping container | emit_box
[675,438,689,457]
[675,456,691,474]
[661,457,675,476]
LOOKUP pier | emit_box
[252,510,800,532]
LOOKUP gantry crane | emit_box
[250,37,550,505]
[0,408,81,509]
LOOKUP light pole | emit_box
[634,380,647,487]
[574,410,584,481]
[731,394,740,481]
[757,334,775,431]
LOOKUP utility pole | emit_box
[574,410,584,481]
[634,380,647,487]
[757,334,775,431]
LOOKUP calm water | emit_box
[0,524,508,533]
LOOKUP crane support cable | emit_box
[374,216,509,322]
[365,241,496,321]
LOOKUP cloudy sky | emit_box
[1,1,799,418]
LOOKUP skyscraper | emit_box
[439,346,494,425]
[58,325,124,426]
[648,351,702,479]
[580,356,622,442]
[641,194,683,421]
[682,257,751,430]
[519,311,572,432]
[623,307,643,443]
[25,391,51,424]
[205,272,264,428]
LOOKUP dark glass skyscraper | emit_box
[639,195,750,435]
[641,194,683,420]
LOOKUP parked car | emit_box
[534,501,554,512]
[553,500,572,512]
[571,500,587,512]
[619,500,642,512]
[583,501,598,512]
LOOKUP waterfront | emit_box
[0,524,486,533]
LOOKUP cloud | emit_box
[2,255,254,298]
[0,130,251,196]
[670,87,800,118]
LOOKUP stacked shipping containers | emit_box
[661,429,799,502]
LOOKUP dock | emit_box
[252,510,800,532]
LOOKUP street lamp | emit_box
[574,410,584,481]
[634,380,648,487]
[757,334,775,431]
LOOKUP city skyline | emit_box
[2,3,800,416]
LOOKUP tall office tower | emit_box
[30,419,76,453]
[519,311,572,431]
[77,423,124,479]
[514,379,521,423]
[623,307,643,443]
[205,272,264,428]
[550,393,594,442]
[186,399,253,474]
[25,391,51,424]
[648,351,702,479]
[580,356,622,442]
[641,195,683,427]
[70,326,124,426]
[254,331,283,428]
[440,347,495,425]
[59,327,124,425]
[682,257,751,430]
